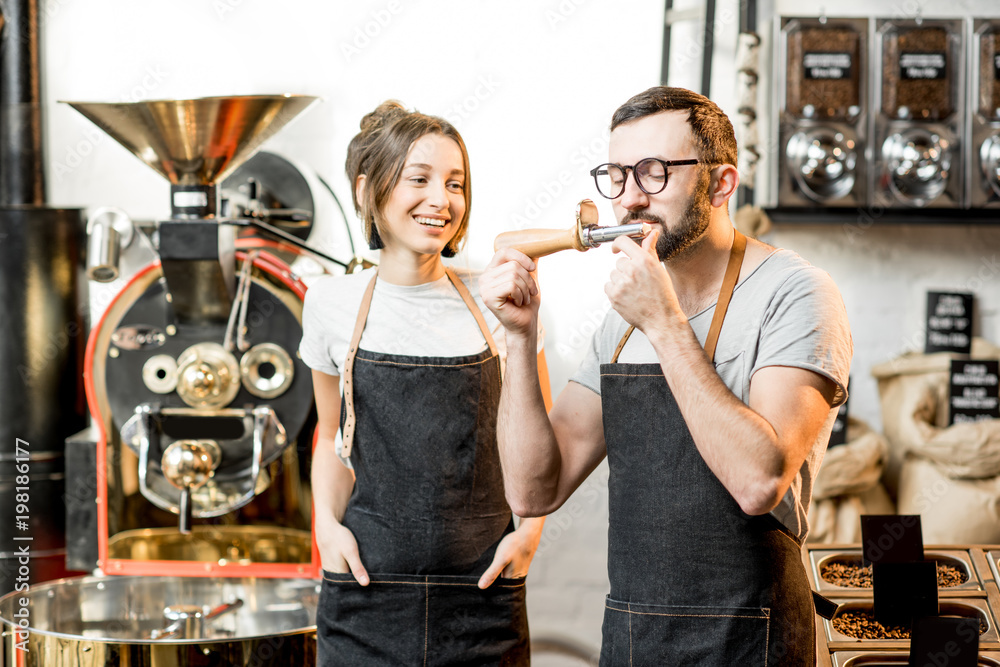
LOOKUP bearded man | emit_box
[480,86,853,665]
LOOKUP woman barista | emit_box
[300,101,546,665]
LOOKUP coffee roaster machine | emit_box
[0,94,366,664]
[773,16,1000,213]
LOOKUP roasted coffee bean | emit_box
[833,612,911,639]
[882,25,953,120]
[820,560,968,588]
[979,30,1000,119]
[832,611,987,639]
[786,25,861,120]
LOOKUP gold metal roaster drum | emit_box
[0,575,318,666]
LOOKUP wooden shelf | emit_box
[764,207,1000,226]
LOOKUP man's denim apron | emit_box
[598,231,815,665]
[317,268,529,666]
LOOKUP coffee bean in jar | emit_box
[881,24,954,120]
[786,23,862,120]
[979,27,1000,119]
[820,559,968,588]
[833,610,988,640]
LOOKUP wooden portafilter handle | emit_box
[493,199,649,258]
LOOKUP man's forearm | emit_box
[647,324,788,514]
[497,332,561,517]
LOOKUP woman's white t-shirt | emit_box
[298,266,542,462]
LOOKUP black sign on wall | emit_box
[925,292,973,354]
[949,359,1000,426]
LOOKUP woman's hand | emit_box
[477,517,545,588]
[318,521,370,586]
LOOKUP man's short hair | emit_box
[611,86,738,168]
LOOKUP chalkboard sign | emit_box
[925,292,973,354]
[909,616,980,667]
[828,378,850,448]
[861,514,924,565]
[949,359,1000,425]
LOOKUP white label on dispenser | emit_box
[803,52,852,79]
[900,52,947,80]
[173,191,208,208]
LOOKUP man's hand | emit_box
[479,248,539,338]
[318,521,370,586]
[605,228,683,333]
[477,517,545,588]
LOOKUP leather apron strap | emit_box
[340,271,378,459]
[445,267,499,357]
[610,229,747,364]
[340,268,498,457]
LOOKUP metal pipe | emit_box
[739,0,757,34]
[0,207,86,596]
[0,0,46,205]
[737,0,758,209]
[700,0,716,97]
[582,222,649,247]
[660,0,673,85]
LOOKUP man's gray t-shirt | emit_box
[570,247,853,543]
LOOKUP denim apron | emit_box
[598,231,815,666]
[317,268,529,666]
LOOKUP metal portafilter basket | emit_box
[493,199,651,258]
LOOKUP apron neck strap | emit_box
[610,229,747,364]
[445,267,499,357]
[340,267,498,457]
[340,270,379,458]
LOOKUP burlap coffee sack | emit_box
[808,417,895,543]
[871,337,1000,497]
[896,455,1000,544]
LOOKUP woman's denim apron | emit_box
[598,231,815,665]
[317,268,529,666]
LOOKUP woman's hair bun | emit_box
[359,100,408,134]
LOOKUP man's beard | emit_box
[621,169,712,261]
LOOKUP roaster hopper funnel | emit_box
[62,95,317,186]
[61,95,317,324]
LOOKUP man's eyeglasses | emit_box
[589,158,700,200]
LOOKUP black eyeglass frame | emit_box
[589,158,701,199]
